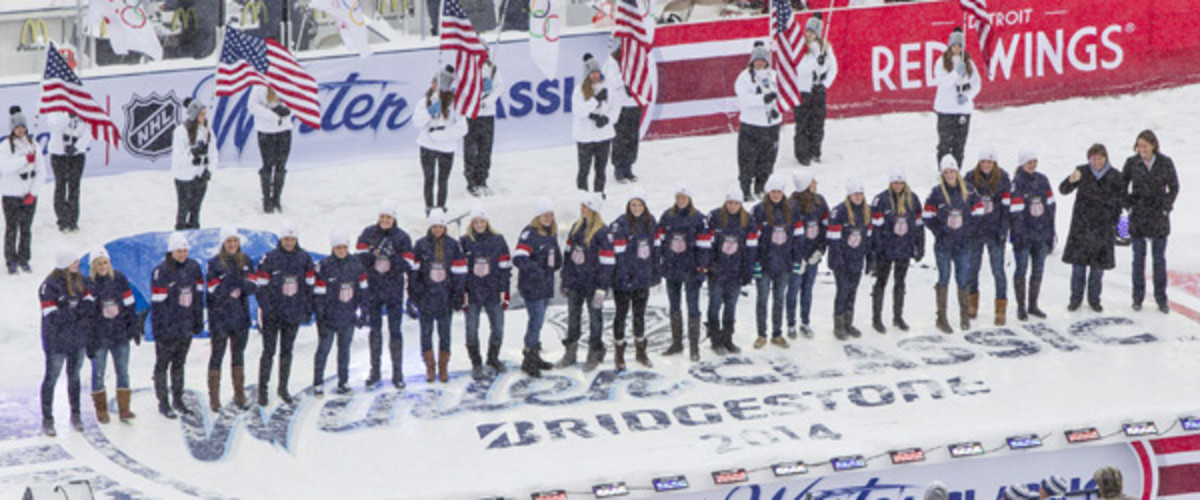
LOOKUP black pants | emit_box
[209,327,249,370]
[871,259,909,317]
[51,154,84,230]
[174,177,208,230]
[153,336,192,407]
[258,131,291,212]
[737,123,780,196]
[464,116,495,190]
[420,148,453,210]
[936,113,971,169]
[613,288,649,342]
[577,140,610,193]
[259,315,299,393]
[612,106,644,179]
[2,196,35,267]
[792,87,827,164]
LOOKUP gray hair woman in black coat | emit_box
[1059,144,1127,312]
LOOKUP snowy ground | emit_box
[1,83,1198,498]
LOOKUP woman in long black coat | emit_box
[1059,144,1126,312]
[1121,130,1179,313]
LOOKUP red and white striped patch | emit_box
[451,259,468,274]
[151,286,168,302]
[40,300,58,317]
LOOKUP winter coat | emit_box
[84,272,136,349]
[604,56,640,109]
[46,112,93,157]
[870,189,925,261]
[206,253,256,332]
[796,42,838,92]
[255,244,315,324]
[571,80,618,143]
[706,207,757,285]
[249,85,294,134]
[657,205,710,283]
[1009,168,1057,247]
[513,224,562,301]
[826,200,873,273]
[1121,154,1179,239]
[414,95,468,153]
[410,234,467,315]
[932,57,982,115]
[170,122,217,181]
[478,72,506,118]
[1060,163,1126,269]
[923,181,981,252]
[561,221,615,293]
[0,136,48,198]
[150,257,205,340]
[356,224,415,304]
[735,67,784,128]
[752,198,802,275]
[610,213,660,291]
[40,272,92,353]
[314,254,369,330]
[966,166,1011,242]
[792,193,830,261]
[460,229,512,305]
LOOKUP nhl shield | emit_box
[123,91,182,160]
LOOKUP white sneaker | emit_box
[313,384,324,398]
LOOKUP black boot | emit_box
[486,342,506,374]
[663,311,684,355]
[271,170,287,212]
[259,169,274,213]
[722,321,741,354]
[871,289,886,334]
[687,317,701,362]
[521,349,541,378]
[468,344,485,380]
[614,341,627,371]
[532,343,554,370]
[844,309,862,338]
[892,284,909,331]
[555,342,578,368]
[172,392,194,417]
[709,321,726,355]
[1028,279,1047,319]
[277,361,294,405]
[42,418,56,436]
[833,312,847,340]
[1014,278,1028,321]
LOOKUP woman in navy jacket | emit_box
[965,147,1012,325]
[513,199,562,377]
[1121,130,1179,313]
[313,230,369,395]
[868,167,924,334]
[355,200,415,390]
[827,180,872,340]
[923,156,982,333]
[151,232,205,418]
[460,206,513,379]
[752,174,800,348]
[657,184,710,361]
[610,189,659,370]
[706,186,756,355]
[789,171,828,338]
[1009,150,1055,321]
[557,194,615,372]
[254,225,314,406]
[411,209,467,383]
[205,227,256,411]
[85,247,138,424]
[39,249,90,436]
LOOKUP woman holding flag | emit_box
[792,14,837,166]
[415,65,468,215]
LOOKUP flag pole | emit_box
[491,0,508,63]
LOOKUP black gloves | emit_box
[272,105,290,117]
[590,113,609,128]
[763,92,777,104]
[191,141,207,157]
[595,88,608,102]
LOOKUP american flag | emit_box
[440,0,488,119]
[960,0,996,73]
[613,0,655,107]
[216,28,321,129]
[38,43,120,147]
[770,0,803,113]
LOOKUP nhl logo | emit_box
[123,91,182,160]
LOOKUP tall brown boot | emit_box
[207,370,221,412]
[116,388,136,421]
[1028,279,1048,319]
[935,285,952,334]
[634,339,652,368]
[663,311,684,355]
[91,391,110,424]
[1014,278,1028,321]
[437,351,450,383]
[422,351,436,382]
[231,366,247,409]
[957,289,971,330]
[614,341,627,371]
[967,292,980,319]
[994,299,1008,326]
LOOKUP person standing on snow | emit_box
[39,249,90,435]
[606,48,645,184]
[513,198,562,378]
[416,65,468,215]
[556,194,615,372]
[787,171,828,338]
[933,27,981,170]
[410,209,467,383]
[965,147,1011,326]
[464,60,504,197]
[150,232,204,418]
[1,106,46,274]
[1121,130,1179,314]
[792,14,838,166]
[609,189,659,370]
[826,180,872,340]
[205,228,257,411]
[84,247,139,423]
[1008,150,1055,321]
[356,200,414,390]
[752,174,798,348]
[735,41,783,201]
[171,98,216,230]
[249,86,293,214]
[573,53,617,197]
[924,155,981,333]
[705,186,756,355]
[312,230,369,396]
[658,184,710,361]
[1060,144,1125,312]
[254,225,315,406]
[867,166,924,334]
[46,109,91,232]
[460,205,513,379]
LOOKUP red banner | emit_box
[645,0,1200,140]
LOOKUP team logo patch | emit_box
[123,91,182,160]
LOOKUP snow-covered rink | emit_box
[2,82,1199,499]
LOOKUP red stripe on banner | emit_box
[655,54,747,104]
[654,17,764,47]
[1151,435,1200,455]
[646,112,740,140]
[1130,441,1154,500]
[1158,464,1200,497]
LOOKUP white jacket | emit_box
[735,67,783,128]
[796,43,838,93]
[0,137,48,197]
[249,86,294,134]
[45,112,93,157]
[571,80,618,143]
[478,72,506,118]
[604,56,639,109]
[932,57,982,115]
[414,96,468,153]
[170,123,218,181]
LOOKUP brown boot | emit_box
[422,351,436,382]
[231,366,247,409]
[91,391,110,424]
[437,351,451,383]
[116,388,136,421]
[967,292,979,319]
[614,341,627,371]
[634,339,652,368]
[957,289,971,330]
[935,286,952,334]
[207,370,221,412]
[994,299,1008,326]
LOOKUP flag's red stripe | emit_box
[1151,435,1200,455]
[1158,463,1200,497]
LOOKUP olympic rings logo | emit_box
[118,5,148,29]
[528,0,560,42]
[341,0,367,27]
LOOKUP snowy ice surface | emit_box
[0,82,1198,499]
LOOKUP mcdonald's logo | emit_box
[241,0,268,28]
[171,7,196,31]
[18,18,49,51]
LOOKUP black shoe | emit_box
[797,157,811,166]
[1159,303,1171,314]
[393,379,406,390]
[626,174,638,182]
[42,418,56,437]
[1132,302,1142,311]
[277,390,294,405]
[19,262,32,273]
[364,374,381,389]
[313,385,325,398]
[173,400,195,417]
[1067,302,1081,312]
[1089,302,1103,313]
[872,318,886,334]
[893,317,909,331]
[70,413,83,432]
[159,402,178,419]
[6,262,17,275]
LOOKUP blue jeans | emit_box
[756,271,788,337]
[786,263,819,326]
[834,268,863,315]
[91,342,131,392]
[968,238,1007,299]
[666,278,702,318]
[934,243,971,290]
[1131,236,1168,306]
[707,278,741,327]
[465,300,504,349]
[1070,264,1104,306]
[314,324,354,387]
[1012,241,1049,282]
[367,299,404,381]
[419,311,452,353]
[523,298,548,350]
[42,348,85,420]
[566,289,604,350]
